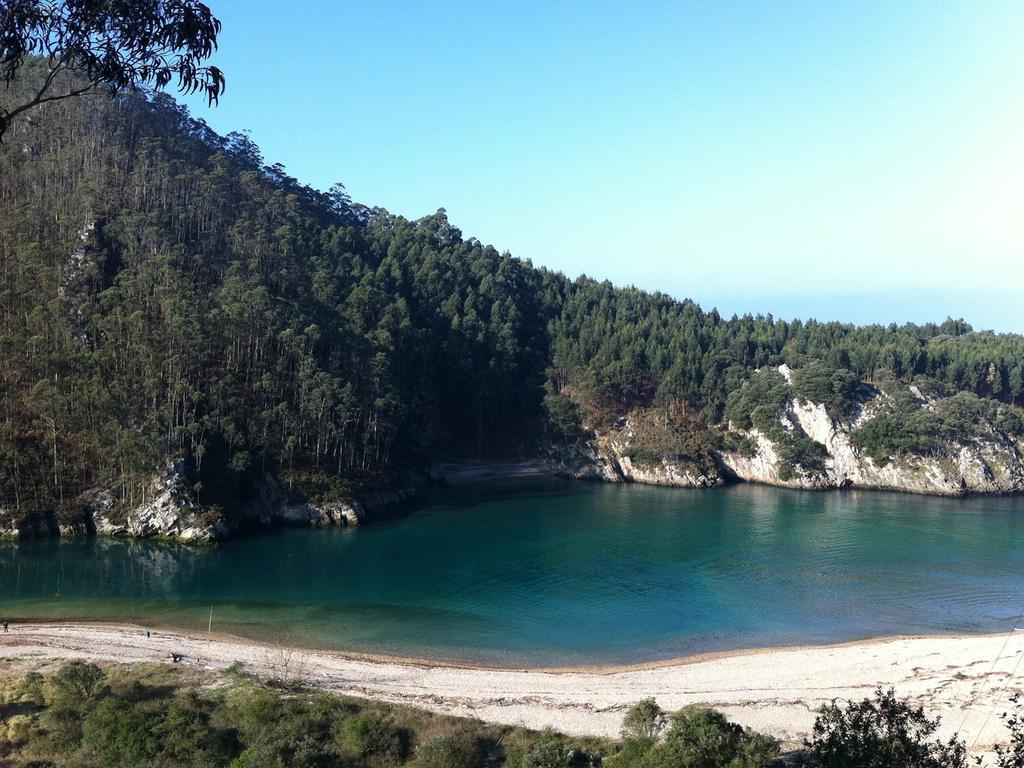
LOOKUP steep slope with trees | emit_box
[3,68,1024,539]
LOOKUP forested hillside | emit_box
[4,64,1024,535]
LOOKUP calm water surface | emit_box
[3,479,1024,666]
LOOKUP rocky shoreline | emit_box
[557,365,1024,498]
[0,460,416,543]
[5,451,1023,543]
[6,368,1024,543]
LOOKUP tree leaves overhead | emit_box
[0,1,224,140]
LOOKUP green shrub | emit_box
[414,732,485,768]
[18,671,46,706]
[230,739,337,768]
[38,703,85,754]
[990,695,1024,768]
[619,406,720,476]
[776,435,828,479]
[603,736,651,768]
[231,692,341,768]
[849,386,1024,465]
[805,687,965,768]
[336,711,407,763]
[81,699,160,767]
[505,733,603,768]
[725,370,830,479]
[996,406,1024,437]
[643,707,779,768]
[725,371,790,432]
[524,739,577,768]
[620,698,666,743]
[154,702,237,767]
[724,433,758,458]
[46,662,105,708]
[792,364,861,421]
[2,661,787,768]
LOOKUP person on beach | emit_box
[146,630,151,639]
[2,621,8,632]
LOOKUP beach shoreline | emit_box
[0,616,1009,672]
[2,621,1021,756]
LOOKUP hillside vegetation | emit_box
[0,660,619,768]
[4,63,1024,534]
[4,661,1021,767]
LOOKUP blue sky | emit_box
[181,1,1024,331]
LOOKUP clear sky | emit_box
[180,1,1024,331]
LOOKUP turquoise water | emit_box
[3,479,1024,666]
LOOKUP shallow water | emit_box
[3,478,1024,666]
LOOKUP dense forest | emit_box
[4,62,1024,527]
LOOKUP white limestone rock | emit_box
[242,474,370,528]
[93,460,221,541]
[719,389,1024,496]
[559,420,725,488]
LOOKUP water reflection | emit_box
[2,479,1024,666]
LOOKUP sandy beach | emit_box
[2,623,1022,755]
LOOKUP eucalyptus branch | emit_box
[0,0,224,142]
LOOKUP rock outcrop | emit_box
[0,460,221,542]
[91,459,225,542]
[1,458,418,541]
[555,427,725,489]
[273,500,366,527]
[0,509,57,539]
[718,390,1024,495]
[240,475,368,529]
[1,463,415,542]
[564,366,1024,497]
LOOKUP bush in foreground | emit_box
[0,662,612,768]
[991,694,1024,768]
[11,663,1024,768]
[804,687,966,768]
[413,732,485,768]
[609,702,779,768]
[620,698,666,744]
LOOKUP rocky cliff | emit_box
[717,373,1024,495]
[555,431,725,488]
[89,460,225,541]
[238,475,414,531]
[0,461,414,542]
[563,365,1024,497]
